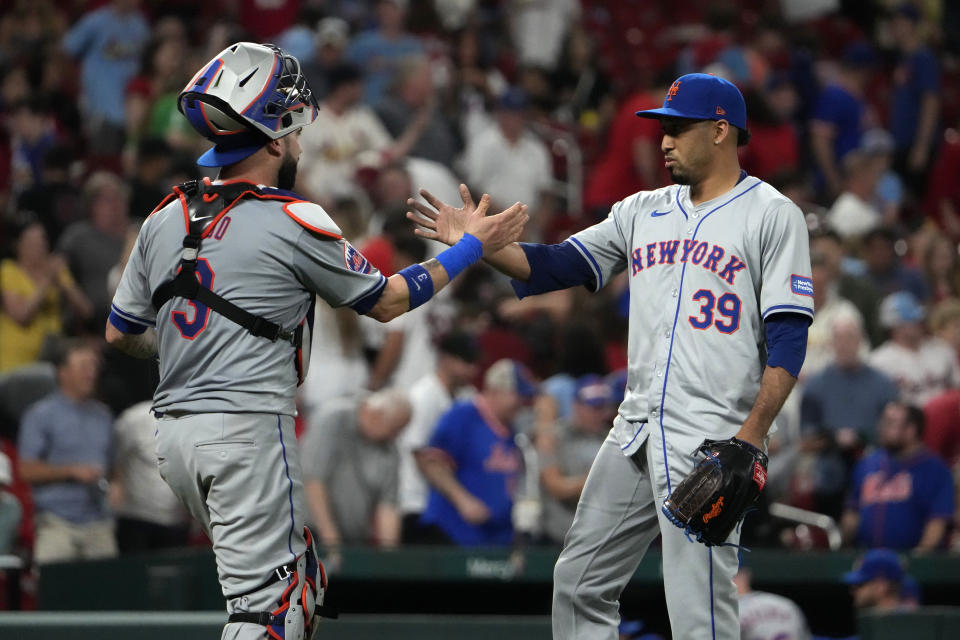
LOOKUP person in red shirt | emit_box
[582,85,668,218]
[922,126,960,240]
[923,389,960,466]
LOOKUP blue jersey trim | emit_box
[111,303,155,327]
[108,310,148,335]
[762,303,814,320]
[619,422,647,451]
[277,415,298,564]
[568,237,604,290]
[657,179,762,493]
[674,188,689,220]
[709,548,716,640]
[349,274,388,315]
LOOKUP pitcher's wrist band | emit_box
[398,263,434,310]
[436,233,483,280]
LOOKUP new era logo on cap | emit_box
[635,73,747,131]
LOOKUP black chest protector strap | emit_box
[150,180,297,345]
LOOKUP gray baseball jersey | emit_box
[569,175,813,463]
[111,186,386,416]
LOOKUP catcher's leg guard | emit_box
[228,527,335,640]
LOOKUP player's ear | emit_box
[713,120,730,146]
[265,138,284,158]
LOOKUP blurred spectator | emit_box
[923,127,960,240]
[801,312,899,448]
[0,449,21,554]
[15,144,84,246]
[297,63,397,204]
[825,151,886,241]
[922,236,960,303]
[738,78,800,182]
[462,88,553,239]
[860,228,928,302]
[57,171,133,330]
[376,55,459,167]
[1,215,92,373]
[841,549,908,612]
[930,297,960,361]
[507,0,579,72]
[301,17,351,96]
[61,0,150,156]
[7,97,59,192]
[870,291,960,406]
[450,27,507,143]
[110,400,188,553]
[539,375,614,545]
[802,252,866,378]
[810,229,884,346]
[123,35,195,162]
[399,331,479,544]
[735,565,811,640]
[810,41,877,199]
[583,82,669,217]
[859,129,904,226]
[302,390,411,553]
[417,359,535,546]
[888,4,941,194]
[842,402,954,551]
[16,340,116,564]
[553,26,614,129]
[345,0,423,106]
[126,138,174,219]
[922,388,960,467]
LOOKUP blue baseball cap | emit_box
[636,73,747,131]
[879,291,926,329]
[575,374,615,408]
[196,129,270,167]
[483,359,538,398]
[842,549,904,585]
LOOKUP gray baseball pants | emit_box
[553,430,740,640]
[156,412,308,640]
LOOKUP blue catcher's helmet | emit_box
[179,42,319,167]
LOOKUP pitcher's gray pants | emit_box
[553,431,740,640]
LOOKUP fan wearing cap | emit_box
[842,401,954,551]
[868,291,960,406]
[103,42,528,640]
[409,71,814,639]
[539,375,617,545]
[842,549,910,613]
[417,358,536,545]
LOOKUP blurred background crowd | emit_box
[1,0,960,625]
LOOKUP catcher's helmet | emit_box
[179,42,319,167]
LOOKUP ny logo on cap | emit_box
[667,81,682,101]
[716,105,726,115]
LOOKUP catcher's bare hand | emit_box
[407,184,528,253]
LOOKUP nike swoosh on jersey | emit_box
[651,209,672,217]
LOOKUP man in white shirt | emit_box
[870,291,960,406]
[462,88,553,239]
[398,331,479,543]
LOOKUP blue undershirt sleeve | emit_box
[765,312,811,378]
[510,241,597,299]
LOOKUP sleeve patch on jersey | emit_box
[791,274,814,297]
[282,201,343,239]
[344,242,373,274]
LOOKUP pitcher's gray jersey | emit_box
[569,176,813,458]
[111,188,386,416]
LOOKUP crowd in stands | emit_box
[1,0,960,591]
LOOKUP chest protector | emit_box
[150,178,315,385]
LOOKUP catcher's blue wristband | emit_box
[436,233,483,280]
[399,263,434,310]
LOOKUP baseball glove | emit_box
[661,437,768,547]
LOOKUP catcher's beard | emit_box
[277,154,298,191]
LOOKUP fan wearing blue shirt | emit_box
[417,358,536,546]
[842,402,954,551]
